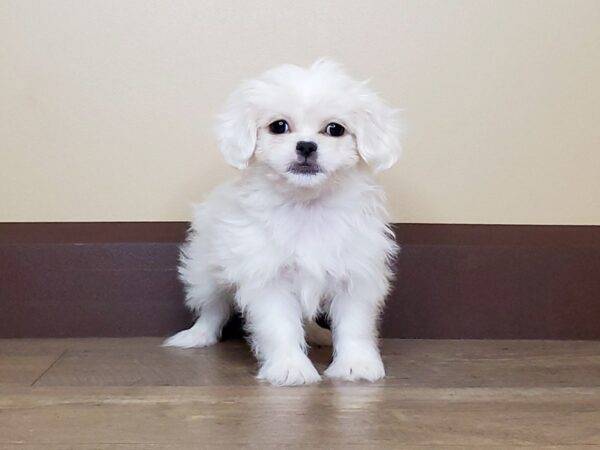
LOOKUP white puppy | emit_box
[164,60,401,386]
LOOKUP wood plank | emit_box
[0,387,599,447]
[35,339,257,387]
[0,447,596,450]
[0,340,65,386]
[378,339,600,388]
[25,338,600,388]
[2,339,599,448]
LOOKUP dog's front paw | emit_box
[162,327,219,349]
[257,354,321,386]
[324,351,385,382]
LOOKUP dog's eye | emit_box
[325,122,345,137]
[268,120,289,134]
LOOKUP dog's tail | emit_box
[305,320,332,347]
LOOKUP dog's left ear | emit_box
[354,90,402,172]
[214,82,259,170]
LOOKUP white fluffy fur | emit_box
[164,60,401,386]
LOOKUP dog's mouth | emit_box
[288,162,321,175]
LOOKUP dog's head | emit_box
[215,60,401,187]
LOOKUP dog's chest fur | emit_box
[256,202,362,314]
[222,187,386,280]
[198,170,394,317]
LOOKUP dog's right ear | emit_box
[215,82,259,170]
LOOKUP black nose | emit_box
[296,141,317,158]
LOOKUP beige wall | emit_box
[1,0,599,224]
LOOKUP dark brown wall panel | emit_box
[1,223,599,339]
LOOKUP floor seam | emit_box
[30,349,67,387]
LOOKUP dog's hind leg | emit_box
[163,255,232,348]
[163,294,232,348]
[164,234,234,348]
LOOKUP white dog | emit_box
[164,60,401,386]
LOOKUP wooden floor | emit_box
[1,338,600,449]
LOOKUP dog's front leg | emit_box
[239,284,321,386]
[325,281,386,382]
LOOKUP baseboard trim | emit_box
[1,222,599,339]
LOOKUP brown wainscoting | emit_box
[1,222,599,339]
